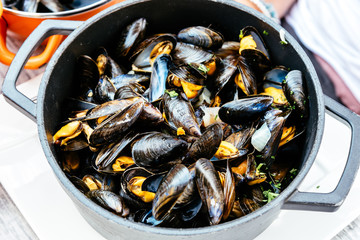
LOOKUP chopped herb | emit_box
[271,155,276,160]
[274,182,281,189]
[198,64,209,74]
[256,163,264,171]
[263,30,269,36]
[316,185,320,189]
[282,79,287,84]
[290,90,294,95]
[263,189,279,203]
[239,29,244,39]
[214,114,218,120]
[280,40,288,45]
[256,154,263,158]
[165,89,178,98]
[300,114,304,118]
[287,67,291,71]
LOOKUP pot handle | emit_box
[0,17,65,69]
[283,96,360,212]
[2,19,82,122]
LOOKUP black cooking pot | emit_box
[3,0,360,239]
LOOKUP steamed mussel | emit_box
[53,18,309,228]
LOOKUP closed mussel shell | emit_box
[177,26,224,49]
[195,158,224,225]
[185,123,223,162]
[152,164,191,220]
[219,95,273,125]
[114,18,147,59]
[89,100,144,146]
[132,132,188,168]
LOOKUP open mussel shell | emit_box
[119,165,155,210]
[152,164,191,220]
[131,34,177,71]
[177,26,224,49]
[225,123,256,150]
[219,95,273,125]
[94,131,140,172]
[89,100,144,146]
[132,132,188,168]
[195,158,224,225]
[239,26,270,58]
[114,18,147,59]
[184,123,223,162]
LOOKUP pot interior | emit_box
[38,0,324,238]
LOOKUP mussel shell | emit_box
[237,56,257,95]
[132,34,177,71]
[83,99,133,122]
[283,70,308,118]
[89,100,144,146]
[149,54,172,102]
[240,49,271,83]
[184,123,223,162]
[132,132,188,168]
[264,66,288,85]
[152,164,191,220]
[225,123,256,150]
[223,160,236,220]
[212,54,239,97]
[219,95,273,125]
[76,55,100,93]
[94,75,116,103]
[114,83,145,100]
[87,190,129,217]
[119,165,154,210]
[114,18,147,59]
[111,73,150,89]
[95,131,140,171]
[195,158,224,225]
[68,175,90,194]
[169,63,206,86]
[172,42,214,65]
[163,89,201,137]
[240,26,270,59]
[177,26,224,49]
[256,114,286,166]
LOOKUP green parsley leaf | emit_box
[214,114,218,121]
[263,189,279,203]
[239,29,244,39]
[280,40,288,45]
[263,30,269,36]
[198,64,209,74]
[164,90,178,98]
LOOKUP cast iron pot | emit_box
[3,0,360,239]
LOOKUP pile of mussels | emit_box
[53,18,308,227]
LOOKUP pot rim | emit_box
[2,0,111,18]
[37,0,325,236]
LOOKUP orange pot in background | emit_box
[0,0,124,69]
